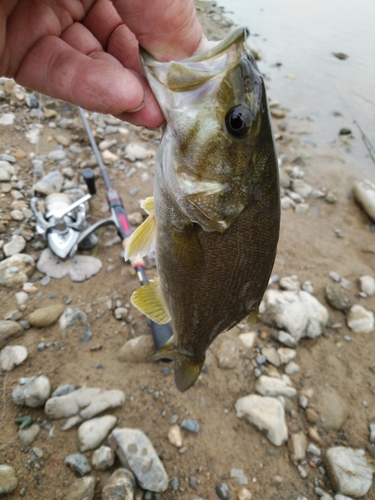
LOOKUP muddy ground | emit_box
[0,1,374,499]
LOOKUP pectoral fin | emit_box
[125,213,156,260]
[140,196,155,215]
[153,339,205,392]
[131,277,170,324]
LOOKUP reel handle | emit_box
[82,168,96,196]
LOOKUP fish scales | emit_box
[125,27,280,391]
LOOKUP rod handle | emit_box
[82,168,96,196]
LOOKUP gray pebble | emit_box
[215,482,230,500]
[170,477,179,491]
[271,330,298,348]
[325,284,351,313]
[91,445,115,470]
[181,419,200,434]
[40,275,51,286]
[65,476,97,500]
[64,454,91,477]
[230,468,248,485]
[368,420,375,443]
[48,149,67,161]
[18,424,40,446]
[256,355,267,365]
[51,384,76,397]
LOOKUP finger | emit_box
[81,0,122,49]
[112,0,204,61]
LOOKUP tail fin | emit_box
[153,339,205,392]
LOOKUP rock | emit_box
[316,387,348,431]
[352,179,375,221]
[12,375,51,407]
[47,149,67,161]
[277,348,296,365]
[334,495,354,500]
[99,138,117,151]
[260,290,329,341]
[0,465,18,495]
[0,345,28,371]
[359,275,375,297]
[238,331,257,350]
[230,468,248,485]
[284,361,300,375]
[78,415,117,452]
[125,143,152,161]
[10,209,24,221]
[91,445,115,470]
[326,446,373,497]
[369,421,375,443]
[52,384,77,397]
[255,375,296,398]
[109,428,169,492]
[235,394,288,446]
[28,304,65,327]
[261,347,280,366]
[64,454,92,477]
[347,305,374,333]
[118,335,155,362]
[3,235,26,257]
[279,275,300,291]
[305,408,319,424]
[216,338,239,368]
[238,488,252,500]
[181,419,200,434]
[325,284,352,313]
[307,442,321,457]
[216,482,230,500]
[15,291,29,306]
[45,387,125,420]
[288,432,307,461]
[33,170,64,195]
[18,423,40,446]
[0,320,24,348]
[0,253,35,288]
[102,469,136,500]
[102,150,119,164]
[65,476,97,500]
[0,113,15,125]
[168,424,183,448]
[271,330,298,348]
[37,248,102,281]
[307,427,323,446]
[55,134,71,147]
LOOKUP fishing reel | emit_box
[31,168,114,260]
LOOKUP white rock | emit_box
[326,446,373,497]
[347,305,374,333]
[102,149,119,164]
[0,464,18,495]
[335,495,354,500]
[255,375,296,398]
[238,331,257,350]
[3,235,26,257]
[45,387,125,420]
[125,143,152,161]
[78,415,117,452]
[235,394,288,446]
[353,179,375,222]
[369,421,375,443]
[0,253,35,288]
[0,113,15,126]
[260,290,329,341]
[216,338,239,368]
[99,139,117,151]
[284,361,300,375]
[289,432,307,461]
[277,347,296,365]
[301,280,315,294]
[12,375,51,407]
[0,345,28,371]
[168,424,183,448]
[33,170,64,195]
[279,275,300,291]
[91,445,115,470]
[15,291,29,306]
[359,275,375,297]
[261,347,280,366]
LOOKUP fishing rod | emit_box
[78,107,173,352]
[333,83,375,166]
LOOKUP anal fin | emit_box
[131,277,170,324]
[245,306,259,324]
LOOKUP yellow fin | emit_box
[140,196,155,216]
[124,214,156,260]
[245,306,259,324]
[130,277,170,324]
[153,340,205,392]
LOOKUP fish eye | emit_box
[225,106,253,138]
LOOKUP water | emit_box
[217,0,375,179]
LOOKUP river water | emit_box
[217,0,375,180]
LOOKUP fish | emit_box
[125,27,280,392]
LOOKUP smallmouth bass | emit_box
[125,28,280,391]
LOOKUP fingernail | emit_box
[127,99,145,113]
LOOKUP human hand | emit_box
[0,0,204,128]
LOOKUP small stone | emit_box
[18,423,40,446]
[28,304,65,328]
[284,361,300,374]
[279,275,300,291]
[369,421,375,443]
[128,211,143,226]
[216,338,239,368]
[230,468,248,485]
[64,454,92,477]
[271,330,298,348]
[307,427,323,445]
[301,280,314,294]
[0,465,18,495]
[55,134,71,147]
[48,149,66,161]
[10,209,24,221]
[103,469,136,500]
[44,108,58,118]
[305,408,319,424]
[15,291,29,306]
[125,143,152,161]
[0,345,28,371]
[325,284,351,313]
[37,248,102,281]
[99,138,117,150]
[277,348,296,365]
[255,375,296,398]
[65,477,97,500]
[288,432,307,461]
[109,428,169,492]
[33,170,64,195]
[216,482,230,500]
[52,384,76,397]
[347,304,374,333]
[118,335,155,362]
[0,113,15,125]
[359,275,375,297]
[91,445,115,470]
[352,179,375,222]
[261,346,280,366]
[307,443,321,456]
[238,331,257,350]
[0,253,35,288]
[12,375,51,407]
[0,320,24,348]
[3,235,26,257]
[238,488,252,500]
[326,446,373,497]
[78,415,117,452]
[168,424,183,448]
[235,394,288,446]
[102,149,119,164]
[181,419,200,434]
[334,496,354,500]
